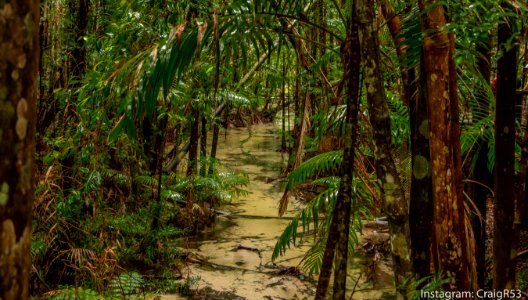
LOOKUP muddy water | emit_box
[165,123,395,300]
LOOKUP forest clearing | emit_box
[1,0,528,299]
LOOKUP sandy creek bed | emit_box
[161,123,395,299]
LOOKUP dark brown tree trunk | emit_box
[331,11,361,300]
[187,107,200,177]
[418,0,476,290]
[314,7,361,299]
[200,116,207,176]
[209,123,219,171]
[409,56,433,277]
[472,34,493,288]
[358,0,412,297]
[493,1,518,290]
[281,53,287,150]
[0,1,39,299]
[380,1,434,278]
[69,0,89,81]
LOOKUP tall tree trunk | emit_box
[331,10,361,300]
[287,64,301,172]
[472,33,493,288]
[380,1,433,277]
[200,116,207,176]
[493,1,519,290]
[187,107,200,177]
[69,0,89,81]
[409,55,433,277]
[314,7,361,299]
[418,0,476,290]
[0,1,39,299]
[281,52,287,150]
[209,123,219,168]
[186,106,200,213]
[357,0,412,297]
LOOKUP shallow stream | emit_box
[163,123,395,299]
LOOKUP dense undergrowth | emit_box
[32,124,249,298]
[28,0,528,298]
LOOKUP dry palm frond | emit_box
[64,247,97,270]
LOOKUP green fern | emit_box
[108,272,144,297]
[51,287,100,300]
[135,175,157,186]
[220,89,252,108]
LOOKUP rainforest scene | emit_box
[1,0,528,299]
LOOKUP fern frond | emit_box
[135,175,157,186]
[220,89,252,108]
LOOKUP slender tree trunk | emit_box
[292,92,310,169]
[380,1,411,107]
[357,0,412,297]
[69,0,89,81]
[418,0,476,290]
[314,8,361,299]
[472,33,493,288]
[0,1,39,299]
[281,53,287,150]
[331,11,361,300]
[493,1,518,289]
[284,66,302,175]
[210,123,219,172]
[187,107,200,177]
[186,106,200,212]
[200,116,207,176]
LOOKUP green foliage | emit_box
[283,150,343,192]
[35,0,528,296]
[406,272,451,300]
[50,287,100,300]
[274,141,374,275]
[273,173,371,275]
[396,6,422,71]
[518,268,528,291]
[387,91,410,147]
[107,272,144,297]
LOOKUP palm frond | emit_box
[396,6,422,71]
[279,150,342,215]
[273,186,338,260]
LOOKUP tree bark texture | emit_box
[418,0,475,290]
[493,1,518,290]
[357,0,412,297]
[409,55,434,277]
[332,12,361,300]
[0,1,39,299]
[314,9,361,300]
[380,1,434,277]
